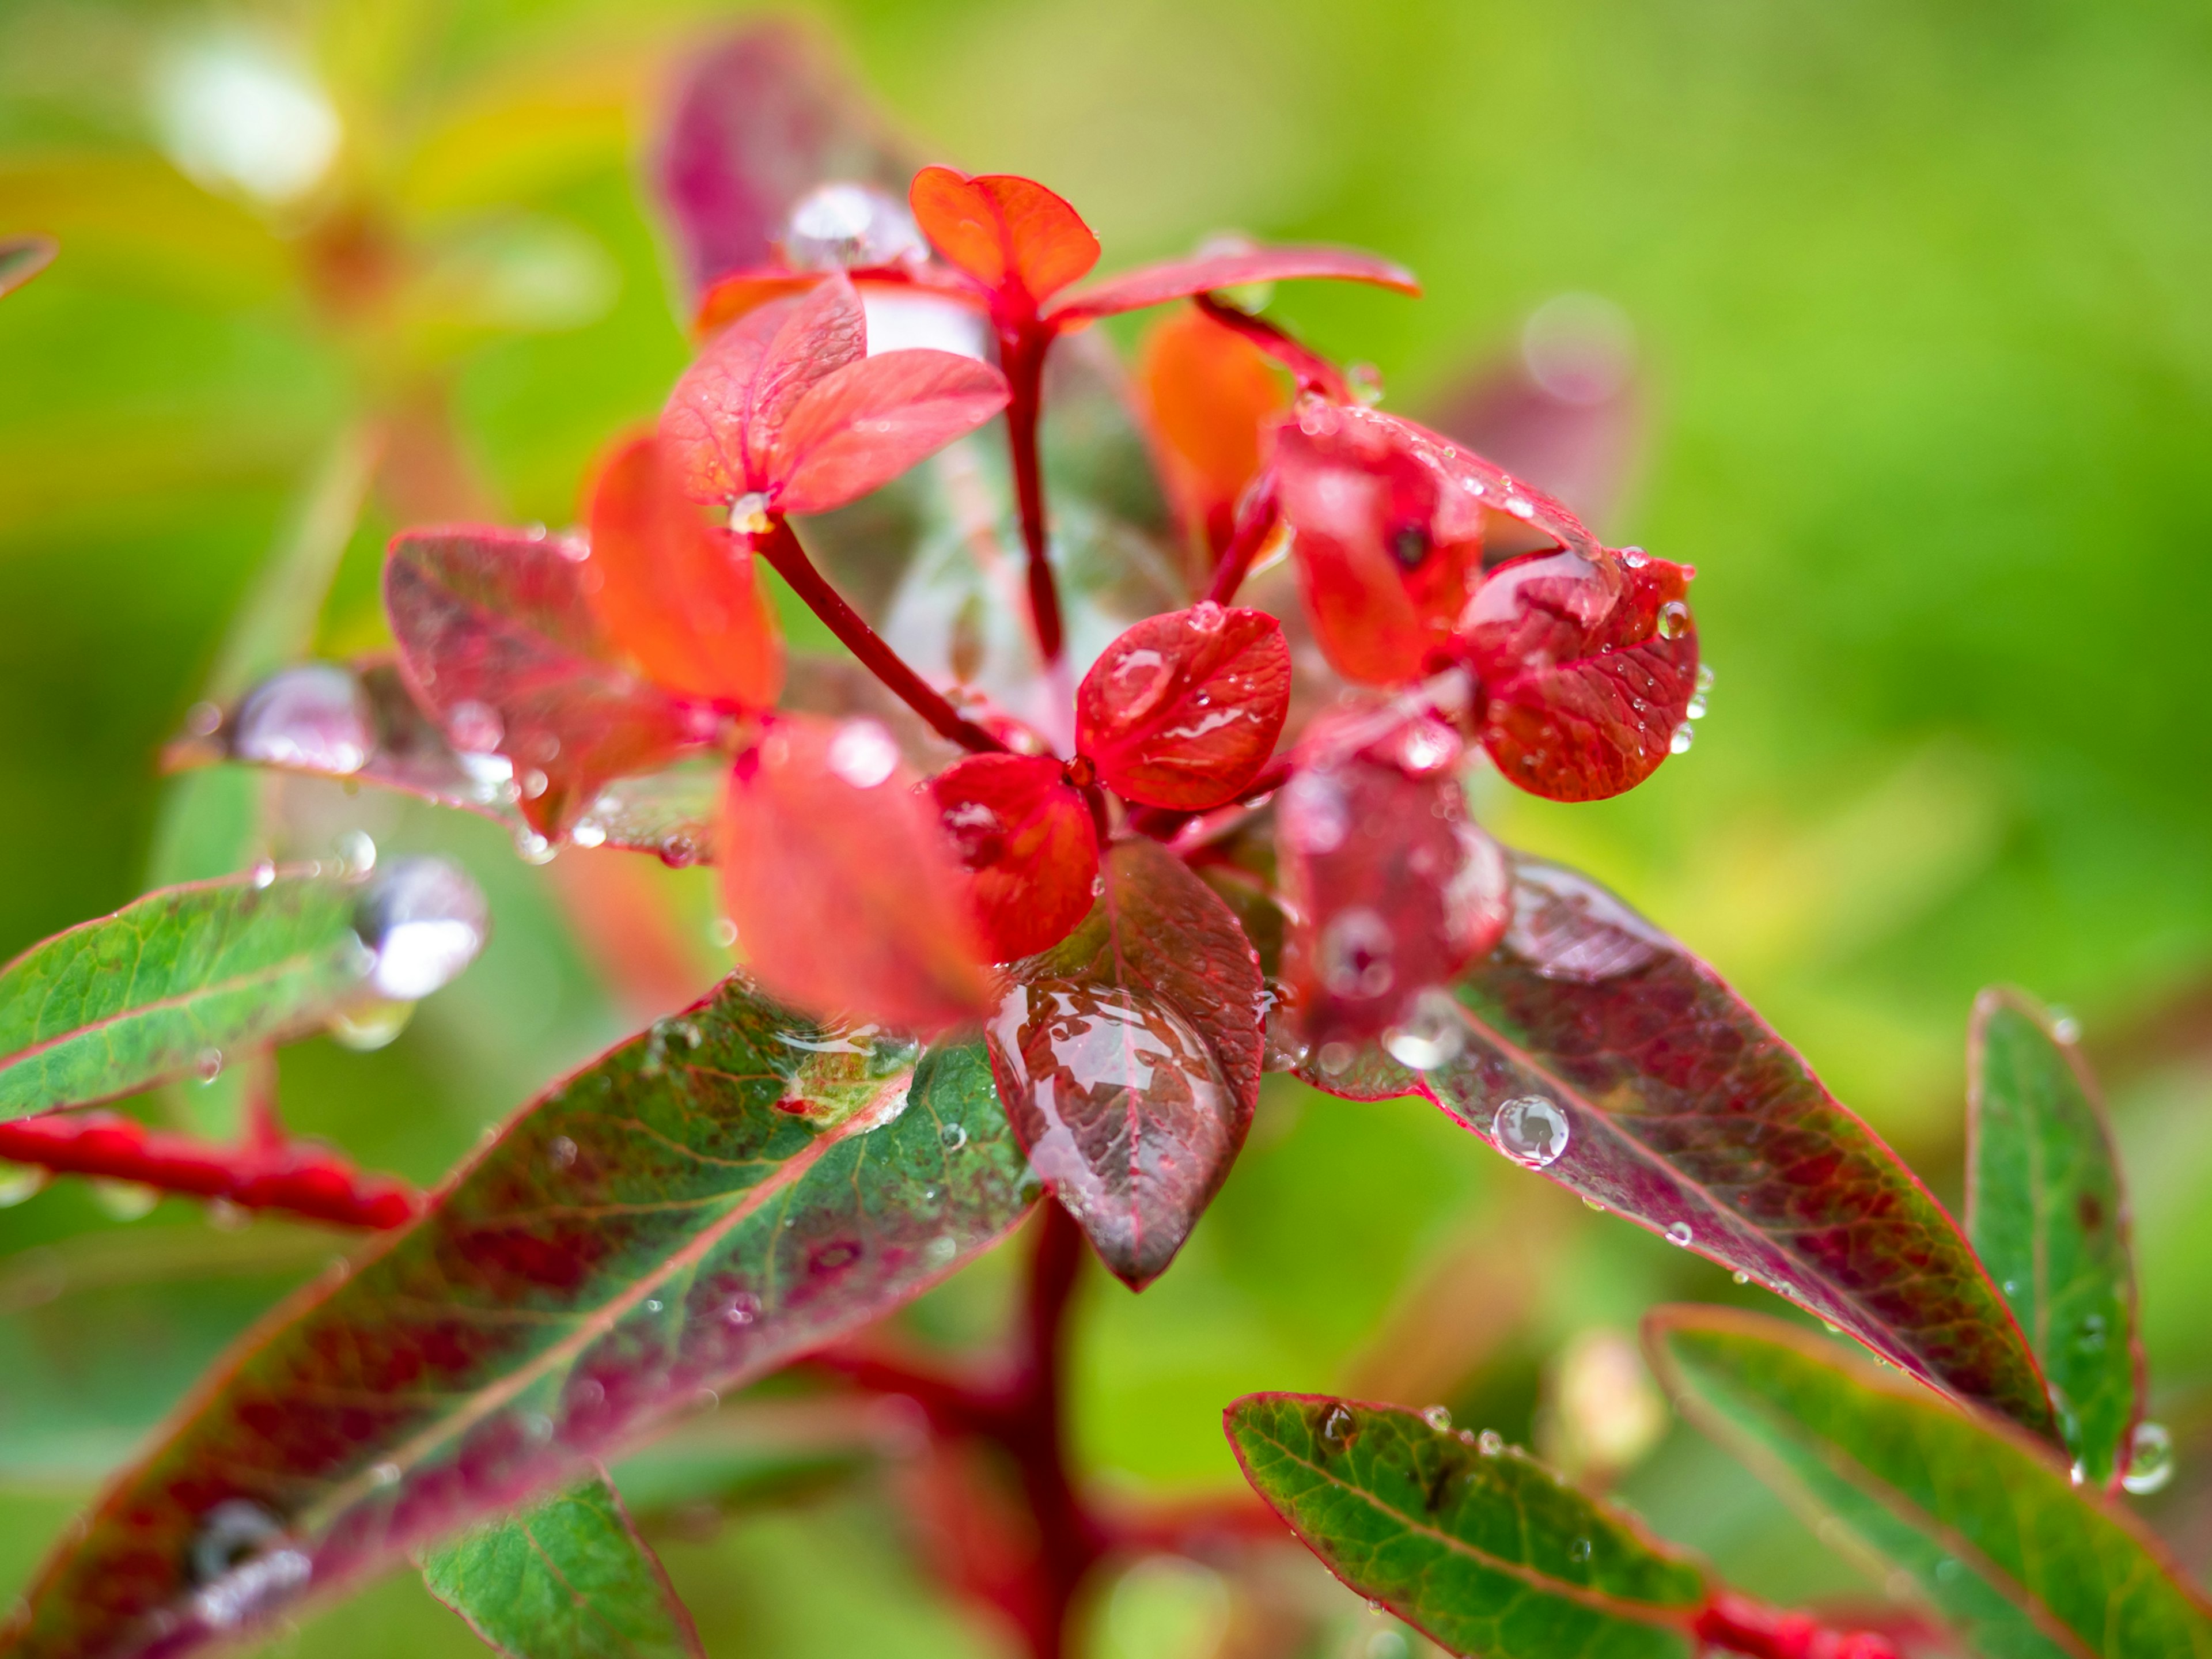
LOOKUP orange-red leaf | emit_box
[931,754,1098,961]
[692,268,825,336]
[908,166,1099,311]
[1139,308,1287,559]
[719,716,995,1035]
[1075,605,1290,810]
[585,434,784,710]
[772,349,1010,514]
[1050,244,1418,325]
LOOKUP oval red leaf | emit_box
[930,753,1099,963]
[585,434,785,710]
[908,166,1099,310]
[1075,604,1290,810]
[772,348,1011,515]
[1050,243,1418,325]
[719,715,995,1035]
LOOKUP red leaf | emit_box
[987,838,1263,1287]
[772,349,1012,514]
[1138,308,1287,559]
[1272,403,1596,685]
[660,276,866,505]
[1075,604,1290,810]
[908,166,1099,312]
[585,434,785,710]
[1049,244,1418,325]
[692,267,824,336]
[931,754,1099,961]
[719,715,995,1035]
[1465,549,1697,801]
[384,528,705,838]
[1275,709,1510,1046]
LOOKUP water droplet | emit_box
[184,699,224,738]
[1732,1271,1749,1286]
[2123,1421,2175,1495]
[195,1046,224,1084]
[546,1135,578,1170]
[231,664,373,775]
[710,916,739,949]
[1316,1040,1355,1076]
[642,1298,662,1315]
[325,997,413,1052]
[1656,601,1690,641]
[1665,1221,1692,1248]
[781,181,926,270]
[335,830,376,878]
[1569,1536,1592,1563]
[1477,1429,1503,1457]
[1320,1404,1358,1449]
[0,1164,46,1208]
[827,718,899,789]
[249,858,276,889]
[939,1123,968,1152]
[1382,986,1464,1071]
[1260,981,1310,1073]
[725,1291,760,1327]
[1491,1096,1569,1168]
[445,700,503,756]
[1366,1598,1384,1613]
[1422,1404,1452,1431]
[925,1234,959,1266]
[518,767,549,801]
[2053,1014,2082,1044]
[2076,1313,2107,1353]
[1278,767,1349,854]
[2069,1459,2086,1487]
[513,828,557,865]
[1319,907,1395,999]
[1668,721,1695,755]
[190,1498,285,1583]
[354,858,490,1000]
[92,1180,160,1221]
[1582,1196,1605,1212]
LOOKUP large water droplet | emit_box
[1477,1429,1503,1456]
[1656,600,1690,641]
[2123,1421,2175,1495]
[781,181,926,270]
[1422,1404,1452,1431]
[188,1499,310,1628]
[1665,1221,1692,1247]
[1382,987,1464,1071]
[354,858,489,1000]
[1492,1096,1569,1168]
[1319,907,1395,999]
[1320,1403,1358,1449]
[0,1162,47,1208]
[1505,864,1671,985]
[826,718,899,789]
[326,997,413,1052]
[1260,980,1310,1073]
[230,664,373,776]
[1668,721,1695,755]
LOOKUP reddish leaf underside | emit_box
[1075,604,1291,810]
[930,753,1099,963]
[1048,244,1419,325]
[987,838,1263,1287]
[384,528,704,838]
[1138,308,1287,560]
[1301,854,2059,1442]
[585,434,785,710]
[8,984,1036,1659]
[770,348,1011,514]
[719,715,996,1036]
[908,166,1100,312]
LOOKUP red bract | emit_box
[719,715,996,1034]
[1075,604,1290,810]
[660,273,1009,514]
[585,434,784,710]
[385,527,710,838]
[931,753,1099,961]
[1275,709,1511,1045]
[1139,306,1287,562]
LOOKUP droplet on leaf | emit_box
[2124,1421,2175,1495]
[781,181,926,270]
[1381,987,1465,1071]
[354,858,490,1001]
[1665,1221,1692,1247]
[230,664,372,777]
[1422,1404,1452,1431]
[1492,1095,1569,1168]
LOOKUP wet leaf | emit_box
[0,233,56,299]
[1225,1393,1707,1659]
[0,870,377,1116]
[908,168,1099,310]
[1302,855,2058,1441]
[420,1469,703,1659]
[11,983,1036,1659]
[772,348,1012,514]
[1050,244,1418,325]
[988,838,1262,1286]
[1648,1306,2212,1659]
[1138,308,1288,563]
[585,434,783,711]
[385,527,709,838]
[930,753,1099,962]
[721,715,995,1035]
[1968,987,2139,1487]
[1075,604,1290,809]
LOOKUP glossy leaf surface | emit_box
[1968,987,2138,1487]
[0,870,374,1116]
[908,167,1099,310]
[1649,1306,2212,1659]
[1075,603,1290,809]
[1302,855,2057,1438]
[420,1471,704,1659]
[772,347,1011,514]
[930,753,1098,962]
[0,233,55,298]
[988,838,1261,1286]
[12,982,1037,1659]
[1051,244,1418,324]
[1225,1394,1705,1659]
[1138,308,1286,560]
[385,528,706,838]
[721,716,995,1035]
[585,434,783,710]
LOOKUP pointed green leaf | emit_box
[1225,1393,1707,1659]
[12,978,1036,1659]
[1968,987,2139,1487]
[1647,1306,2212,1659]
[421,1469,703,1659]
[0,870,381,1116]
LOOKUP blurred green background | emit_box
[2,2,2210,1655]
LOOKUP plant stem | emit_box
[1196,293,1350,402]
[1203,476,1281,606]
[1002,1200,1096,1659]
[999,326,1066,666]
[754,518,1007,755]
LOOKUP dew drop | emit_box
[1732,1271,1749,1286]
[1278,767,1349,855]
[2053,1014,2083,1044]
[0,1163,47,1208]
[1317,1040,1355,1076]
[570,819,607,849]
[781,181,926,270]
[1582,1196,1605,1213]
[1665,1221,1693,1248]
[939,1122,968,1152]
[354,858,490,1000]
[1668,721,1695,755]
[1320,1404,1358,1449]
[518,767,549,801]
[185,699,224,738]
[231,664,373,775]
[1656,601,1690,641]
[546,1135,579,1171]
[1381,986,1464,1071]
[249,858,276,889]
[1569,1536,1592,1563]
[369,1461,400,1487]
[1478,1429,1503,1457]
[2076,1312,2107,1353]
[1422,1404,1452,1432]
[335,830,376,878]
[327,997,413,1052]
[514,828,558,865]
[1366,1598,1384,1613]
[92,1180,160,1221]
[827,718,899,789]
[2123,1421,2175,1495]
[1491,1096,1569,1169]
[445,699,503,756]
[196,1047,224,1084]
[643,1298,663,1315]
[1260,981,1310,1073]
[711,916,739,949]
[188,1498,287,1584]
[1319,907,1395,999]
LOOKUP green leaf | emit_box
[1647,1305,2212,1659]
[0,869,380,1116]
[1968,987,2139,1487]
[421,1469,703,1659]
[1224,1393,1707,1659]
[13,978,1037,1659]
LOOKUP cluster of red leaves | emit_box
[380,164,1698,1284]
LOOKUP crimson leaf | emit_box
[1050,244,1418,325]
[1075,603,1290,810]
[908,167,1099,312]
[931,753,1099,963]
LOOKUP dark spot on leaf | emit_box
[2078,1191,2105,1232]
[810,1238,862,1273]
[1389,523,1430,569]
[1424,1456,1462,1514]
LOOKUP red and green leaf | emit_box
[908,167,1099,313]
[385,528,709,838]
[1075,604,1290,809]
[0,233,55,300]
[1968,988,2141,1488]
[930,753,1099,963]
[1302,855,2058,1441]
[9,980,1037,1659]
[771,347,1011,514]
[1649,1305,2212,1659]
[988,838,1263,1287]
[1049,244,1418,325]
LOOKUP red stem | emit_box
[0,1110,421,1230]
[1195,293,1350,402]
[754,518,1006,755]
[1694,1593,1902,1659]
[1203,476,1281,606]
[999,322,1065,666]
